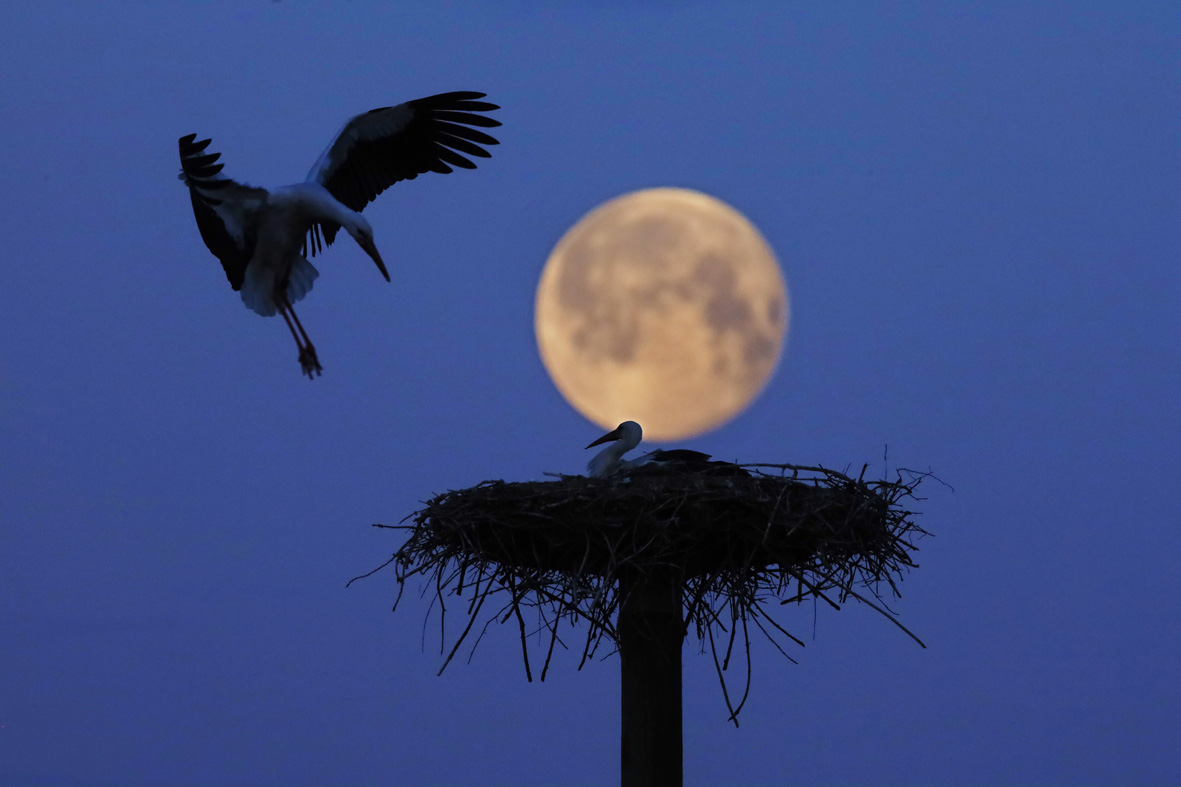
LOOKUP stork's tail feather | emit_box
[240,264,277,317]
[286,257,320,305]
[239,256,320,317]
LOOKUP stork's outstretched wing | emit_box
[302,91,500,255]
[178,134,267,290]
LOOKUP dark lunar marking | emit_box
[692,253,755,333]
[602,306,639,363]
[571,326,590,352]
[692,254,737,289]
[766,295,784,326]
[567,297,639,363]
[608,334,639,363]
[619,216,682,267]
[705,292,753,333]
[636,281,693,310]
[744,334,777,367]
[557,245,594,314]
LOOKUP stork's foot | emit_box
[299,344,323,379]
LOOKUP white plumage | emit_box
[585,421,750,479]
[178,91,500,377]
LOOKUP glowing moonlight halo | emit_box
[535,188,789,441]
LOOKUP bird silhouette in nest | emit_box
[585,421,749,478]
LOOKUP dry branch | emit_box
[354,463,933,722]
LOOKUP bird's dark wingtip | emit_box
[179,135,214,156]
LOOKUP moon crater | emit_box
[536,188,789,441]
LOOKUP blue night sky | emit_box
[2,3,1179,785]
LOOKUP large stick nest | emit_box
[355,463,934,723]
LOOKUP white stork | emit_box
[178,91,500,378]
[585,421,748,478]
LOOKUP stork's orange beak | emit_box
[586,425,624,449]
[359,237,391,282]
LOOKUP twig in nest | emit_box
[352,463,934,722]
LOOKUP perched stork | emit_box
[585,421,748,478]
[178,91,500,378]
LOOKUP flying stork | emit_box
[585,421,748,478]
[178,91,500,378]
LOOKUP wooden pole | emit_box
[618,565,683,787]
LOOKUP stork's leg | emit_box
[283,298,316,359]
[276,303,305,354]
[276,295,322,379]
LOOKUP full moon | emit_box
[535,188,789,441]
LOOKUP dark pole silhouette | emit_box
[618,565,683,787]
[355,463,934,786]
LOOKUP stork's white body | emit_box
[585,420,746,478]
[178,91,500,377]
[238,184,368,317]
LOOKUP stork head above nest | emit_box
[584,421,748,478]
[586,421,643,478]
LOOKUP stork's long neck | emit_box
[276,183,360,229]
[588,430,642,478]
